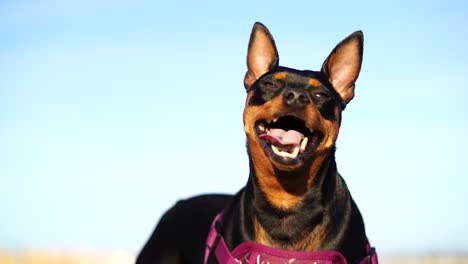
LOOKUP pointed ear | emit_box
[321,31,363,105]
[244,22,279,89]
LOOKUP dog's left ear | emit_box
[244,22,279,89]
[321,31,363,105]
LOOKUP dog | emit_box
[137,22,377,264]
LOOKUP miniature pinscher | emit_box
[137,22,377,264]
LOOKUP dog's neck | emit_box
[220,147,367,260]
[250,147,337,210]
[243,148,346,250]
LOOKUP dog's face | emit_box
[243,23,363,175]
[244,68,342,172]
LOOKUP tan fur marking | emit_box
[308,78,322,87]
[253,217,273,246]
[243,92,341,210]
[254,216,329,251]
[273,72,287,80]
[245,83,340,250]
[300,222,328,251]
[244,93,305,209]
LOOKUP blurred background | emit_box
[1,0,467,263]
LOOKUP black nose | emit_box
[283,88,310,109]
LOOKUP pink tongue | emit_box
[260,128,304,146]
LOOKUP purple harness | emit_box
[204,212,378,264]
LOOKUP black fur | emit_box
[137,155,367,263]
[137,23,369,264]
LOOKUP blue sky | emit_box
[1,0,467,256]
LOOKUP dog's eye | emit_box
[261,81,280,91]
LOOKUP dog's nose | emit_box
[283,88,310,109]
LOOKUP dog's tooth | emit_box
[280,150,291,159]
[272,145,302,159]
[272,145,288,158]
[272,145,281,155]
[300,137,308,151]
[292,146,300,158]
[273,118,278,123]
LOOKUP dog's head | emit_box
[243,23,363,187]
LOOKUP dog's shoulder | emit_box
[137,194,233,264]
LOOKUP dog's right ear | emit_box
[244,22,279,89]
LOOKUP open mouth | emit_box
[255,115,323,166]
